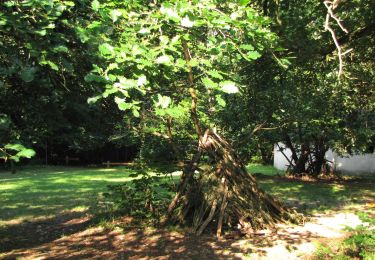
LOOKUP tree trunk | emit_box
[292,143,310,176]
[311,139,328,177]
[10,160,16,174]
[284,134,310,176]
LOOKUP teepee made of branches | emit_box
[165,129,303,237]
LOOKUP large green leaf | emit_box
[239,0,251,6]
[181,16,194,28]
[155,94,171,109]
[99,43,115,57]
[34,29,47,36]
[40,60,59,71]
[114,97,132,111]
[16,149,36,159]
[215,95,226,107]
[247,51,262,60]
[87,96,101,104]
[110,9,122,22]
[53,45,69,53]
[202,77,218,89]
[156,55,173,65]
[91,0,100,11]
[207,70,223,80]
[4,143,25,151]
[84,73,107,83]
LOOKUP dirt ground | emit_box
[1,206,373,259]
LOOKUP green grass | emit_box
[247,163,284,176]
[257,176,375,214]
[246,165,374,214]
[0,166,135,225]
[0,164,373,227]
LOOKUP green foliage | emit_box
[85,0,278,158]
[20,67,37,82]
[100,168,174,221]
[218,0,375,167]
[0,0,133,160]
[0,112,35,163]
[1,143,35,162]
[0,0,373,171]
[314,244,340,260]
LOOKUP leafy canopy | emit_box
[87,0,279,129]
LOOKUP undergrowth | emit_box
[96,166,175,225]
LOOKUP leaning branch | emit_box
[182,39,203,139]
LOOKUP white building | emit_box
[274,143,375,176]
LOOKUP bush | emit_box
[98,167,175,222]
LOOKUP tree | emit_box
[0,0,134,163]
[87,0,302,235]
[220,0,375,177]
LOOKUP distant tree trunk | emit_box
[293,143,310,175]
[283,133,331,178]
[284,134,310,176]
[310,139,328,177]
[10,160,16,174]
[258,143,273,165]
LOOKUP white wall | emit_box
[274,142,375,176]
[273,143,293,171]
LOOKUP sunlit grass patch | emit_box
[0,166,134,225]
[247,163,285,176]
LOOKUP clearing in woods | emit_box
[0,165,374,259]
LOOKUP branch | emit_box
[323,0,351,78]
[182,39,203,139]
[276,143,295,168]
[321,23,375,57]
[252,122,280,135]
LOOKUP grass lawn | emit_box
[247,163,285,176]
[257,176,375,214]
[0,166,135,226]
[1,164,373,227]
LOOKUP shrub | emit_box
[98,167,175,222]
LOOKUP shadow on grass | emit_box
[0,210,93,253]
